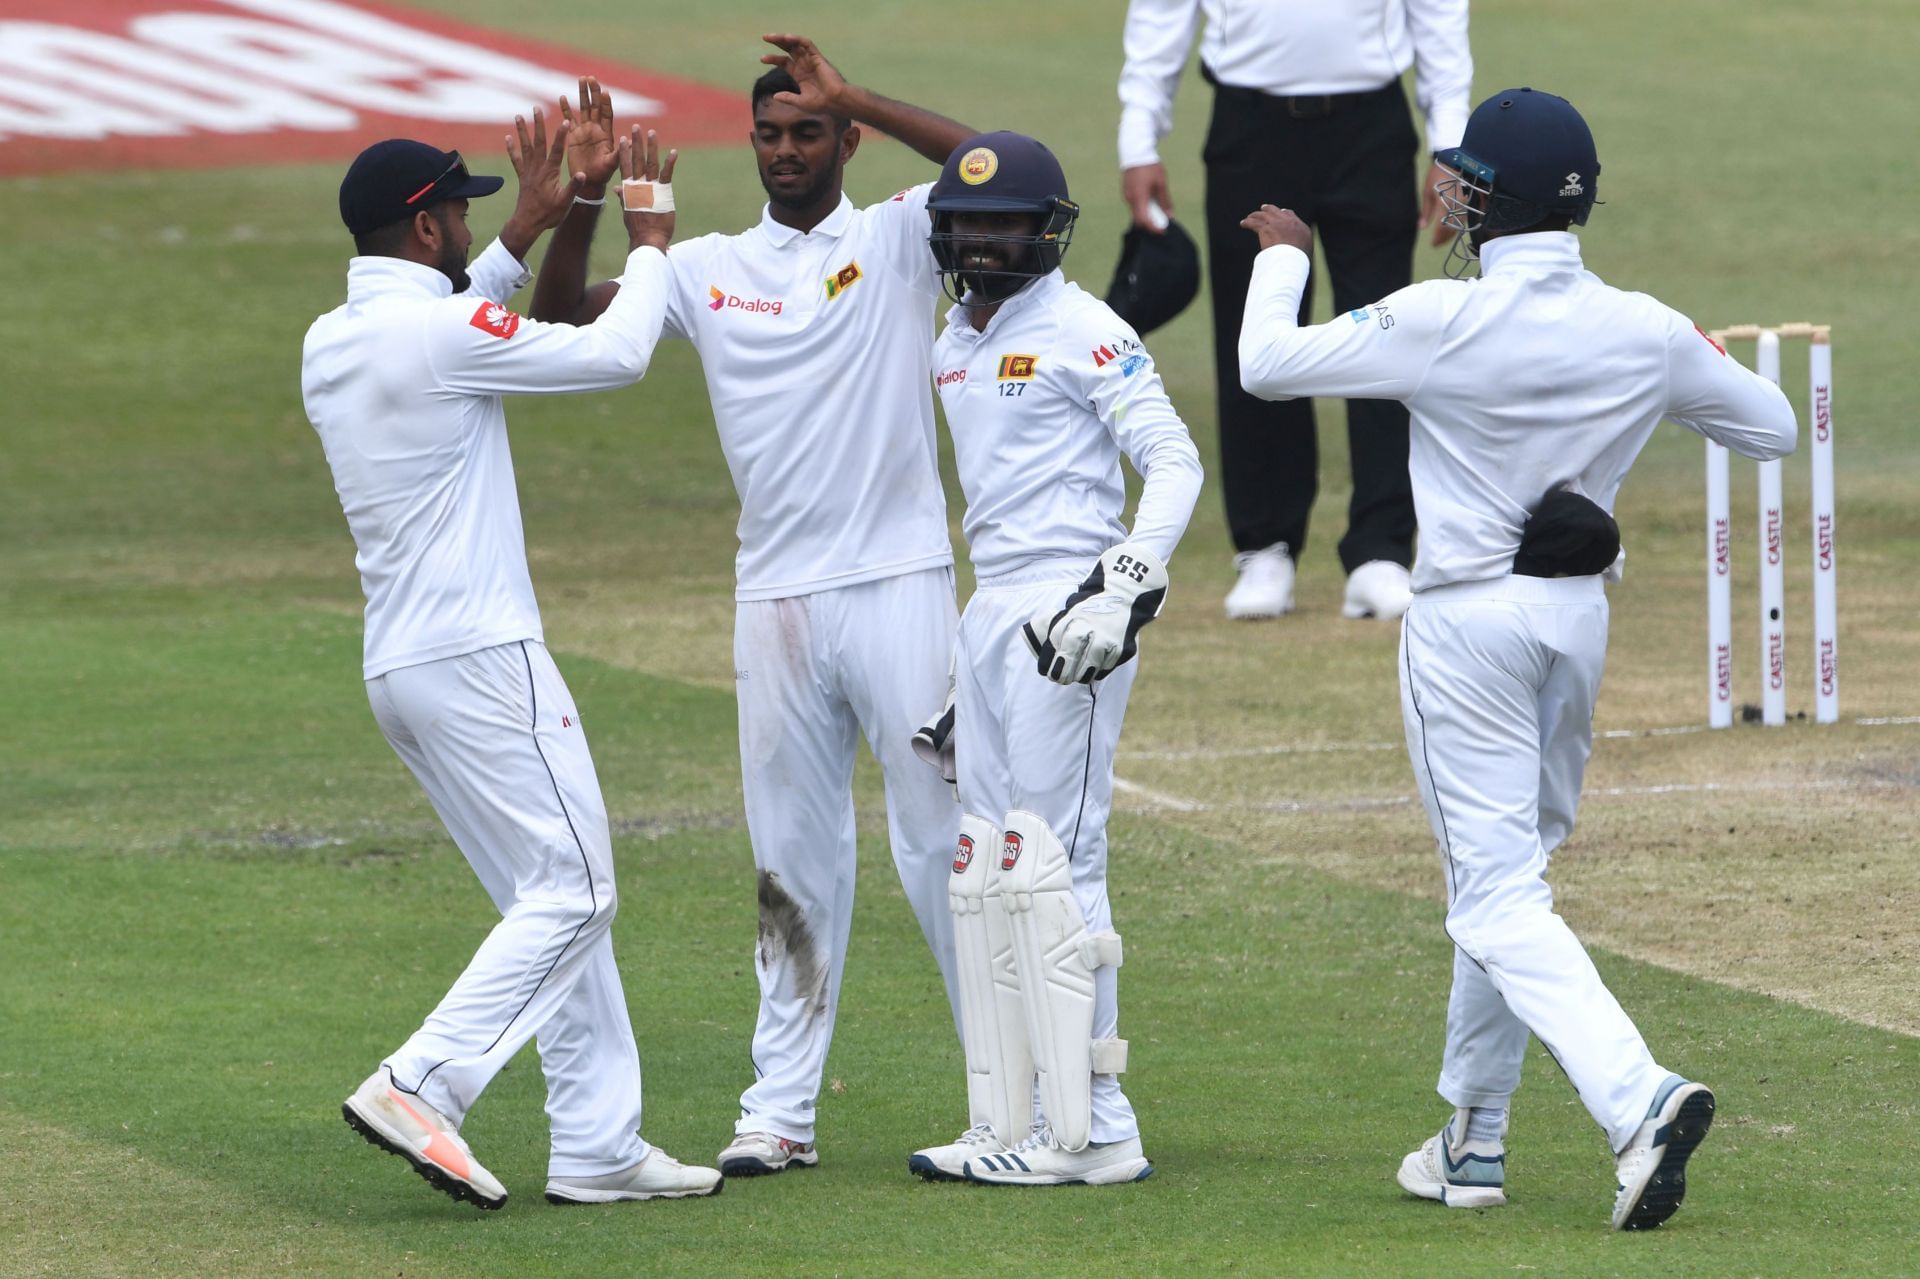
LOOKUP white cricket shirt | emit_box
[662,187,953,602]
[1118,0,1473,167]
[932,271,1202,580]
[1239,232,1798,591]
[303,238,670,678]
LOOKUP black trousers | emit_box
[1203,76,1419,571]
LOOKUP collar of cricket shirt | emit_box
[942,268,1066,342]
[1476,229,1584,277]
[757,193,855,248]
[344,254,458,299]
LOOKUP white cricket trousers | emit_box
[954,559,1141,1145]
[366,640,650,1177]
[1399,575,1667,1152]
[733,567,962,1143]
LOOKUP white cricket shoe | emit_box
[1396,1108,1507,1209]
[342,1067,508,1210]
[1612,1076,1715,1230]
[1225,543,1295,619]
[545,1148,724,1203]
[909,1122,1007,1182]
[963,1125,1152,1186]
[717,1130,819,1177]
[1343,560,1413,620]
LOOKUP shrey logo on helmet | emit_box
[1000,832,1023,871]
[959,147,999,185]
[953,835,975,875]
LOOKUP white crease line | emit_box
[1115,775,1911,816]
[1122,715,1920,763]
[1110,778,1208,812]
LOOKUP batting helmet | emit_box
[1436,87,1600,276]
[928,131,1079,304]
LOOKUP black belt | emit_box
[1201,65,1393,117]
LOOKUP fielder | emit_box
[529,47,978,1175]
[1238,88,1795,1228]
[305,119,719,1207]
[906,132,1202,1186]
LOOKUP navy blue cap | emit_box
[1105,218,1200,336]
[1439,88,1599,221]
[339,139,505,236]
[929,131,1071,212]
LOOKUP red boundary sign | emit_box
[0,0,746,177]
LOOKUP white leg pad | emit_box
[1000,809,1123,1153]
[950,814,1032,1148]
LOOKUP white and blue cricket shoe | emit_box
[1397,1108,1507,1208]
[1612,1075,1715,1230]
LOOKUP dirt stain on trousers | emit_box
[758,869,829,1016]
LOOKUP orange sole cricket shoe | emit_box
[342,1068,508,1210]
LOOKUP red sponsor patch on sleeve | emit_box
[1695,323,1727,355]
[469,302,521,340]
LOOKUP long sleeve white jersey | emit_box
[1117,0,1473,168]
[932,271,1202,580]
[661,187,953,602]
[1239,232,1797,592]
[302,238,670,678]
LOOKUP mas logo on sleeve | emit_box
[469,302,521,340]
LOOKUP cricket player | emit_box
[304,119,720,1207]
[905,132,1202,1187]
[1238,88,1796,1228]
[528,46,979,1175]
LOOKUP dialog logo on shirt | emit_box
[469,302,521,340]
[709,286,783,315]
[997,354,1036,380]
[824,260,862,300]
[936,368,967,388]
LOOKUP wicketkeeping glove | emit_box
[910,659,958,783]
[1021,544,1169,686]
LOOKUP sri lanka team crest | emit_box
[959,146,998,185]
[997,354,1037,380]
[824,260,863,300]
[1000,831,1023,870]
[953,834,975,874]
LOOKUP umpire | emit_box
[1116,0,1471,621]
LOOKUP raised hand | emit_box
[1241,204,1313,254]
[505,105,580,233]
[760,33,848,113]
[619,125,678,252]
[559,76,620,191]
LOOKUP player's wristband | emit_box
[621,180,674,213]
[573,193,607,207]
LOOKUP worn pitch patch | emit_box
[0,0,742,176]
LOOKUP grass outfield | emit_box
[5,0,1919,1275]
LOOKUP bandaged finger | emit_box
[621,179,675,213]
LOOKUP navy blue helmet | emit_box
[928,131,1079,304]
[1435,88,1600,275]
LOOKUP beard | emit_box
[760,162,839,211]
[436,242,471,293]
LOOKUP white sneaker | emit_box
[1612,1076,1715,1230]
[342,1067,508,1210]
[962,1124,1152,1186]
[545,1148,724,1203]
[909,1122,1005,1182]
[1342,560,1413,620]
[1396,1108,1507,1208]
[1225,543,1295,619]
[717,1130,819,1177]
